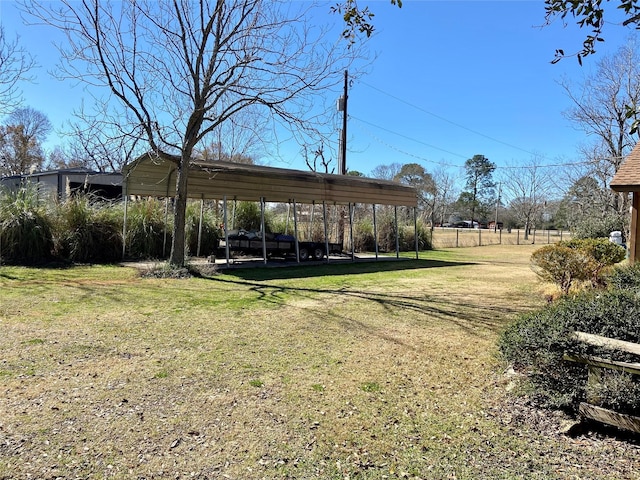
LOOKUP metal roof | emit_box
[122,153,418,207]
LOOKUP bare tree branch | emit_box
[0,26,35,115]
[21,0,360,266]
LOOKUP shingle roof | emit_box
[611,143,640,192]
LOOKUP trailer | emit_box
[220,230,342,261]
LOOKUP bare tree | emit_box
[65,120,140,173]
[0,107,51,175]
[370,162,402,181]
[558,38,640,220]
[304,143,335,174]
[0,26,35,115]
[24,0,359,266]
[195,106,267,164]
[500,158,556,239]
[7,107,51,143]
[432,168,458,227]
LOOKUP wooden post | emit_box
[478,228,481,247]
[631,192,640,264]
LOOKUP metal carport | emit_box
[122,153,419,265]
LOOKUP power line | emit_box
[359,80,542,158]
[350,114,467,165]
[350,114,603,170]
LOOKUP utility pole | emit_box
[494,182,501,233]
[337,70,348,249]
[338,70,348,175]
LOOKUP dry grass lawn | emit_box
[1,245,638,479]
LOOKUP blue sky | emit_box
[1,0,637,179]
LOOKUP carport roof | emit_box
[122,153,418,207]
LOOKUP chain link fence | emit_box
[431,228,569,249]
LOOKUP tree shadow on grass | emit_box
[212,258,475,281]
[206,263,523,338]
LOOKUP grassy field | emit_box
[430,228,569,249]
[1,245,638,479]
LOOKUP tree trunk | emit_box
[169,156,190,267]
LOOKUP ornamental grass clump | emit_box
[125,198,170,259]
[53,195,123,264]
[0,184,53,264]
[185,202,221,257]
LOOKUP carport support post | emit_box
[309,202,315,239]
[260,197,267,264]
[349,203,355,262]
[197,196,204,257]
[395,205,400,259]
[293,199,300,263]
[373,204,379,260]
[223,196,230,266]
[323,201,330,263]
[285,203,291,235]
[415,207,420,259]
[231,200,237,230]
[122,194,129,260]
[162,197,169,257]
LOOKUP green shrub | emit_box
[531,239,625,294]
[571,214,626,241]
[530,244,591,295]
[564,237,626,287]
[53,196,123,263]
[587,370,640,414]
[0,184,53,264]
[268,216,290,236]
[607,263,640,292]
[401,222,432,251]
[352,219,375,252]
[126,198,170,259]
[499,290,640,413]
[233,201,265,232]
[375,212,395,252]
